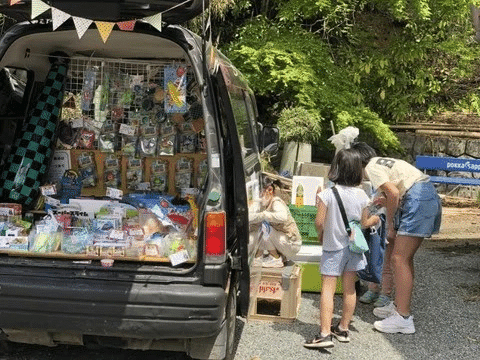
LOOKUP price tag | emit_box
[119,123,136,136]
[169,249,190,266]
[106,187,123,200]
[109,230,124,240]
[40,184,57,196]
[128,228,144,236]
[45,196,61,207]
[72,118,84,128]
[136,182,151,191]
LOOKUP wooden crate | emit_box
[248,264,302,323]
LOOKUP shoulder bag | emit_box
[331,186,369,254]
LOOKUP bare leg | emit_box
[339,271,357,330]
[381,240,395,296]
[320,276,338,336]
[391,235,423,315]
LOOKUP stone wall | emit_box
[395,132,480,199]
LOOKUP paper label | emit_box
[109,230,124,240]
[45,196,61,207]
[169,249,190,266]
[106,187,123,200]
[119,123,136,136]
[40,184,57,196]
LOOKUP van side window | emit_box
[0,67,29,117]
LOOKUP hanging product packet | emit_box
[104,154,121,188]
[126,157,143,190]
[139,125,158,157]
[175,157,193,192]
[81,67,97,111]
[151,159,168,192]
[157,122,176,156]
[77,152,97,188]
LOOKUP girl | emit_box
[304,148,380,349]
[351,142,441,334]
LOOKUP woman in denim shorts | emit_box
[352,142,442,335]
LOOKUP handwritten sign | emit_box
[257,280,284,300]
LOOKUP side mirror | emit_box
[260,126,279,157]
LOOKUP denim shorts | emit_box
[395,181,442,238]
[320,246,367,276]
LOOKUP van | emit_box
[0,1,278,359]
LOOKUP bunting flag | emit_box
[73,16,93,39]
[51,7,71,31]
[143,13,162,33]
[9,0,22,5]
[95,21,115,43]
[117,20,136,31]
[31,0,50,19]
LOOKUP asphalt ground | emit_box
[1,239,478,360]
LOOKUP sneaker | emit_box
[374,310,415,334]
[359,290,379,304]
[262,254,284,268]
[331,324,350,342]
[252,257,263,267]
[304,334,334,349]
[374,294,391,308]
[373,301,396,319]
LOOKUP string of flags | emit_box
[8,0,170,43]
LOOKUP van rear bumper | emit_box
[0,274,226,339]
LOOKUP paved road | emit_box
[1,239,478,360]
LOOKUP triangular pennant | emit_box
[117,20,136,31]
[95,21,115,43]
[51,7,71,31]
[31,0,50,19]
[143,13,162,32]
[9,0,22,5]
[73,16,93,39]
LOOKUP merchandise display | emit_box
[0,56,208,265]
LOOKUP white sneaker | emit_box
[262,254,284,268]
[373,300,396,319]
[374,310,415,334]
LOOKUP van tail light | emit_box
[205,211,226,262]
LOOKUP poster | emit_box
[164,65,187,113]
[291,176,324,206]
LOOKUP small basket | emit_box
[288,205,318,245]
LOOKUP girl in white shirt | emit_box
[304,148,380,349]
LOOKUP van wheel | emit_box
[224,283,237,360]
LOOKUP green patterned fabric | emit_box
[0,60,68,208]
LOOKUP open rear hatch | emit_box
[0,0,208,23]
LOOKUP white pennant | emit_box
[51,7,71,31]
[73,16,93,39]
[31,0,50,20]
[143,13,162,32]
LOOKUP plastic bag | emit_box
[328,126,359,153]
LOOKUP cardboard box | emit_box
[248,264,302,323]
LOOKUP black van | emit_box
[0,1,278,359]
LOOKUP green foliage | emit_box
[277,107,322,144]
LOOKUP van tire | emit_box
[224,281,237,360]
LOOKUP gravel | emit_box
[233,241,480,360]
[1,241,479,360]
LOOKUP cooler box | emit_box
[292,245,343,294]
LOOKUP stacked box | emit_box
[288,204,318,245]
[248,264,302,323]
[292,245,343,294]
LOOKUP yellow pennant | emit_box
[95,21,115,43]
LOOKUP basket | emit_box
[288,204,318,245]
